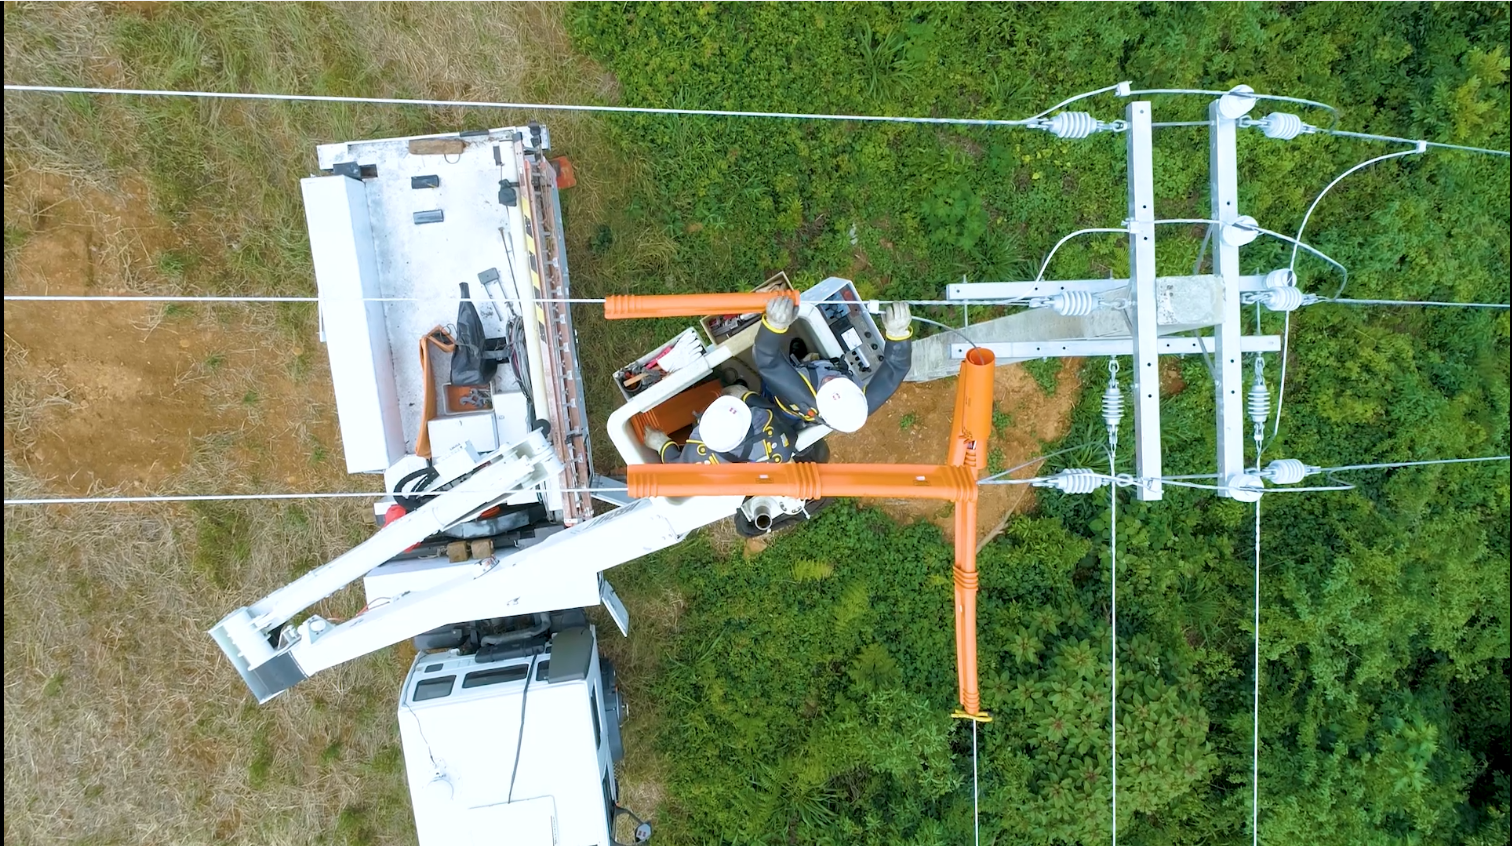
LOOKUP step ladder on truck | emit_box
[209,121,887,846]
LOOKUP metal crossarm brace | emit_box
[1210,100,1247,490]
[1127,101,1163,500]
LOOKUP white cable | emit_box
[1109,446,1120,845]
[1152,218,1349,289]
[2,294,607,304]
[1121,87,1341,126]
[1323,455,1510,473]
[978,444,1089,485]
[973,719,981,846]
[1032,228,1132,283]
[1317,297,1508,309]
[1028,82,1130,121]
[2,293,1013,307]
[1321,128,1508,158]
[10,457,1501,507]
[3,486,627,506]
[0,82,1119,128]
[1252,499,1261,846]
[1289,147,1425,298]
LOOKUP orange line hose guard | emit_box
[626,462,977,502]
[604,291,799,320]
[946,347,996,718]
[625,347,998,719]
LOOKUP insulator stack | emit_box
[1036,468,1109,495]
[1102,383,1123,442]
[1261,285,1306,312]
[1046,290,1098,316]
[1262,459,1311,485]
[1260,112,1306,140]
[1046,112,1100,140]
[1247,367,1271,427]
[1264,268,1297,288]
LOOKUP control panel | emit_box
[803,277,883,380]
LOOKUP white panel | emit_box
[302,175,405,473]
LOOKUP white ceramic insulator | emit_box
[1226,472,1265,502]
[1102,382,1124,434]
[1264,268,1297,288]
[1247,373,1271,426]
[1219,85,1258,120]
[1221,215,1261,247]
[1263,459,1310,485]
[1047,112,1099,140]
[1051,290,1099,316]
[1262,285,1306,312]
[1042,468,1108,495]
[1261,112,1305,140]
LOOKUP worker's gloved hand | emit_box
[882,302,913,341]
[643,427,670,454]
[764,296,796,333]
[722,382,749,398]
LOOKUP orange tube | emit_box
[947,348,997,468]
[416,327,456,460]
[945,348,994,718]
[954,498,982,715]
[604,291,800,320]
[627,462,976,502]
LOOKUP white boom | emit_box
[210,429,738,702]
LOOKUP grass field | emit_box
[3,5,649,844]
[6,4,1510,846]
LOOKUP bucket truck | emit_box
[210,122,888,845]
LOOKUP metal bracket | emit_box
[1127,101,1163,500]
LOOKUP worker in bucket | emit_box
[642,388,801,464]
[753,296,913,434]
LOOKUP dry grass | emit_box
[2,4,669,844]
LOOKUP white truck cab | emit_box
[399,611,631,846]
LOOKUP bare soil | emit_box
[828,360,1084,543]
[4,172,347,496]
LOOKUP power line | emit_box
[1109,448,1121,845]
[2,486,627,506]
[9,83,1504,157]
[0,83,1073,128]
[0,293,1014,308]
[1290,147,1425,300]
[1317,297,1509,309]
[1320,128,1509,159]
[1252,500,1262,846]
[1324,455,1510,473]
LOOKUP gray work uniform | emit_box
[658,393,799,465]
[753,319,912,425]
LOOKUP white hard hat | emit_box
[816,377,867,433]
[699,395,753,453]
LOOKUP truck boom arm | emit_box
[211,430,740,703]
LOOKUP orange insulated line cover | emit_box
[604,291,800,320]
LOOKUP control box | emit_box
[803,276,884,377]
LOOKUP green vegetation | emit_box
[1023,357,1063,395]
[899,411,918,431]
[575,4,1510,844]
[991,402,1013,434]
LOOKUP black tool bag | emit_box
[451,282,509,386]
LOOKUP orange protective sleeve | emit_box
[603,291,800,320]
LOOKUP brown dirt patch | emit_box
[828,360,1084,543]
[1161,358,1187,397]
[4,172,346,496]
